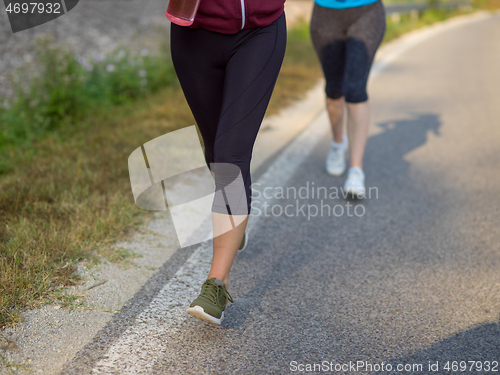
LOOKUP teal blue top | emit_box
[315,0,379,9]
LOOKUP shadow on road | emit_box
[64,112,449,372]
[365,113,441,180]
[223,112,443,330]
[375,318,500,374]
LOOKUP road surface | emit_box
[61,12,500,375]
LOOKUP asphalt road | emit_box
[62,12,500,375]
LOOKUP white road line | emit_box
[90,11,493,374]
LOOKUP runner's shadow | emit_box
[222,112,443,330]
[374,317,500,374]
[364,113,441,181]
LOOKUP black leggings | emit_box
[170,13,287,215]
[310,1,385,103]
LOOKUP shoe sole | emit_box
[344,187,366,199]
[186,305,223,325]
[326,167,346,177]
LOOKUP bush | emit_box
[81,48,176,105]
[0,35,88,146]
[0,34,177,150]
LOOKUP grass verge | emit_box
[383,0,500,43]
[384,5,471,42]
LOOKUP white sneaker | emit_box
[325,135,348,176]
[344,166,365,198]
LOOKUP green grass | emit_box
[384,5,473,43]
[0,354,30,373]
[383,0,500,42]
[0,34,176,158]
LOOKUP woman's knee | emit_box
[344,85,368,103]
[210,152,246,189]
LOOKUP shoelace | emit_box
[201,281,234,307]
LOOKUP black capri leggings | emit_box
[310,0,385,103]
[170,13,286,215]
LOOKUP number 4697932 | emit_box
[5,2,61,14]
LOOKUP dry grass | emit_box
[473,0,500,10]
[267,22,323,114]
[0,85,198,326]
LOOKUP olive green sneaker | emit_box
[239,230,248,251]
[186,278,234,325]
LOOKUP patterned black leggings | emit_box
[310,1,386,103]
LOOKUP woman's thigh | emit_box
[214,12,287,164]
[170,24,225,163]
[310,4,348,99]
[211,13,287,214]
[310,1,385,102]
[343,0,386,102]
[171,13,287,214]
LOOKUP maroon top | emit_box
[188,0,286,34]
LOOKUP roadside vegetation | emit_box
[1,0,499,328]
[384,3,472,42]
[383,0,500,42]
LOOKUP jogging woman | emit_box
[310,0,385,196]
[170,0,287,325]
